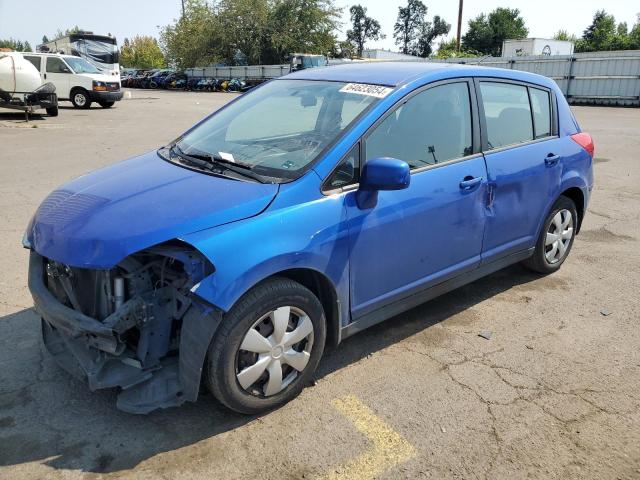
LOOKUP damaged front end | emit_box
[28,242,221,414]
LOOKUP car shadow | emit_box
[0,111,48,122]
[0,264,542,473]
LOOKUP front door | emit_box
[45,57,72,99]
[346,80,487,320]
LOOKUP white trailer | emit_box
[0,51,58,119]
[502,38,574,57]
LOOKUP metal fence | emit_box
[185,65,289,80]
[185,50,640,106]
[431,50,640,107]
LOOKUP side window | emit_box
[325,144,359,190]
[23,56,41,71]
[480,82,533,149]
[529,87,552,139]
[46,57,70,74]
[365,82,473,169]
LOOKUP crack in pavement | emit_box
[400,342,639,479]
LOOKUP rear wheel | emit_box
[45,106,58,117]
[98,101,115,108]
[205,277,326,414]
[522,196,577,274]
[71,89,91,109]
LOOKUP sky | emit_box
[0,0,638,53]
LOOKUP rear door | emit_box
[344,79,487,320]
[476,79,563,263]
[44,57,72,99]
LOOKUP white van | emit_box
[22,53,122,109]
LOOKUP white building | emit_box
[502,38,575,57]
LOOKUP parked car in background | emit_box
[22,53,122,108]
[24,63,593,414]
[144,69,173,88]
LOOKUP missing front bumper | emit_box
[29,251,222,414]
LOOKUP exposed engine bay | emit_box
[30,241,221,413]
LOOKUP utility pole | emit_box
[456,0,463,51]
[181,0,185,17]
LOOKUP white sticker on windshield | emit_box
[339,83,393,98]
[218,151,235,162]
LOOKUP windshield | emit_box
[65,57,101,74]
[175,80,381,180]
[72,38,119,67]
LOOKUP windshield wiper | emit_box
[170,144,267,184]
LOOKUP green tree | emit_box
[0,38,32,52]
[160,0,220,69]
[553,30,577,42]
[119,35,166,68]
[217,0,270,64]
[462,8,528,56]
[42,35,50,43]
[629,15,640,49]
[434,37,479,58]
[54,26,83,39]
[415,15,450,57]
[264,0,341,63]
[394,0,427,54]
[575,10,630,52]
[346,5,384,57]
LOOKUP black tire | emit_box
[46,106,58,117]
[206,277,326,414]
[522,195,578,274]
[71,89,91,109]
[98,101,115,108]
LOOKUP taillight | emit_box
[571,132,594,158]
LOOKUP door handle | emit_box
[545,154,560,166]
[459,176,482,190]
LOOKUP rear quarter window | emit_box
[529,87,552,139]
[480,82,533,149]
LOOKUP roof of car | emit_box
[285,61,549,88]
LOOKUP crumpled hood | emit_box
[27,151,278,268]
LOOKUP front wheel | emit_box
[45,106,58,117]
[522,195,577,274]
[98,101,115,108]
[71,89,91,109]
[205,277,326,414]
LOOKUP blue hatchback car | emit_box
[25,63,594,414]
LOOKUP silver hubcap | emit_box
[236,306,314,397]
[545,209,573,264]
[74,93,86,106]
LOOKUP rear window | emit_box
[480,82,533,149]
[23,55,41,71]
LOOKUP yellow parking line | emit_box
[322,395,417,480]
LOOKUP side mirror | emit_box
[356,157,410,209]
